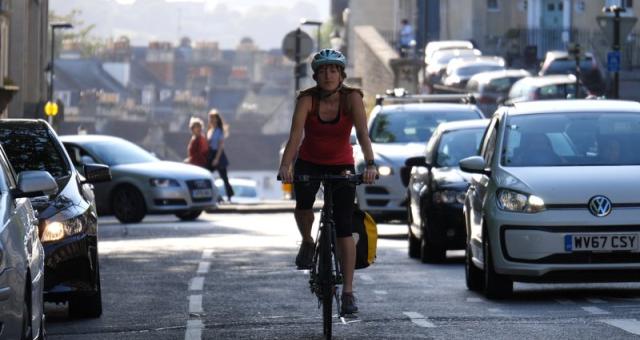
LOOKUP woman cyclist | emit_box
[278,49,377,315]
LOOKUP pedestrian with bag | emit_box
[207,109,234,202]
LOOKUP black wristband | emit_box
[365,159,376,167]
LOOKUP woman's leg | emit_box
[217,166,234,201]
[337,236,356,292]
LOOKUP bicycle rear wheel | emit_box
[318,228,334,339]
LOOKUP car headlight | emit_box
[41,218,84,243]
[377,165,393,176]
[150,178,181,187]
[433,190,466,204]
[496,189,546,213]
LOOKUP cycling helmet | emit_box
[311,49,346,72]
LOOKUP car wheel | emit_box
[483,229,513,299]
[21,288,32,340]
[112,185,146,223]
[407,206,420,258]
[175,210,203,221]
[69,255,102,318]
[420,219,446,263]
[465,241,484,291]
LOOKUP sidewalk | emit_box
[213,200,322,214]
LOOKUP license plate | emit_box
[564,234,639,252]
[192,189,213,198]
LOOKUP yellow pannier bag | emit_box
[352,205,377,269]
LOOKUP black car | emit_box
[0,119,111,318]
[539,50,606,96]
[403,119,488,263]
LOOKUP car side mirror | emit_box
[15,171,58,198]
[83,164,112,184]
[401,156,430,187]
[81,155,96,165]
[459,156,490,175]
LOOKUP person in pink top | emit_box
[278,49,377,315]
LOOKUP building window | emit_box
[606,0,632,7]
[488,0,500,11]
[625,0,633,8]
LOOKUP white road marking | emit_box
[587,298,607,304]
[601,319,640,336]
[374,290,388,295]
[202,249,213,259]
[582,306,610,315]
[403,312,436,328]
[184,319,203,340]
[359,274,374,283]
[189,277,204,291]
[196,262,210,274]
[555,299,576,305]
[466,297,483,303]
[189,295,203,313]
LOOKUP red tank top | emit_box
[298,91,354,165]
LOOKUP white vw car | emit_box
[461,100,640,298]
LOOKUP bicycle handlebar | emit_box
[277,173,377,184]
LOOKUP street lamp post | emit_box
[48,22,73,126]
[300,19,323,51]
[603,5,625,99]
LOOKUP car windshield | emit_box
[433,50,478,65]
[455,64,504,77]
[502,112,640,166]
[546,58,594,74]
[485,77,522,93]
[436,128,485,167]
[0,124,70,180]
[370,110,481,143]
[82,139,158,166]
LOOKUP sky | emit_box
[50,0,331,50]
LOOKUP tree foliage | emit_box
[49,9,105,57]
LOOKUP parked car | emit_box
[425,48,482,90]
[215,178,259,204]
[0,119,111,318]
[61,135,218,223]
[465,69,531,116]
[0,148,56,339]
[442,57,506,89]
[505,74,589,104]
[354,93,484,222]
[539,50,606,95]
[424,40,474,66]
[403,119,488,263]
[460,100,640,299]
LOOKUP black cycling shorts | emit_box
[294,158,356,238]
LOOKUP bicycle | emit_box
[278,173,366,340]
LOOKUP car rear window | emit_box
[546,58,594,74]
[370,109,482,143]
[0,123,70,179]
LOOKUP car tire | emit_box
[69,255,102,318]
[465,241,484,291]
[420,219,446,263]
[408,228,420,259]
[175,210,203,221]
[112,185,146,223]
[483,229,513,299]
[21,287,32,340]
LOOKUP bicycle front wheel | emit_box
[318,229,334,339]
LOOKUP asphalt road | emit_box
[45,212,640,339]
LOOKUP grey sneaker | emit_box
[341,292,358,315]
[295,241,314,269]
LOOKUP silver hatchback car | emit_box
[461,100,640,299]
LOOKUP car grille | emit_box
[365,186,389,195]
[186,179,214,202]
[154,199,188,206]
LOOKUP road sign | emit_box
[44,101,58,117]
[597,15,638,44]
[608,51,621,72]
[282,30,313,62]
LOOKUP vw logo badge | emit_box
[588,195,612,217]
